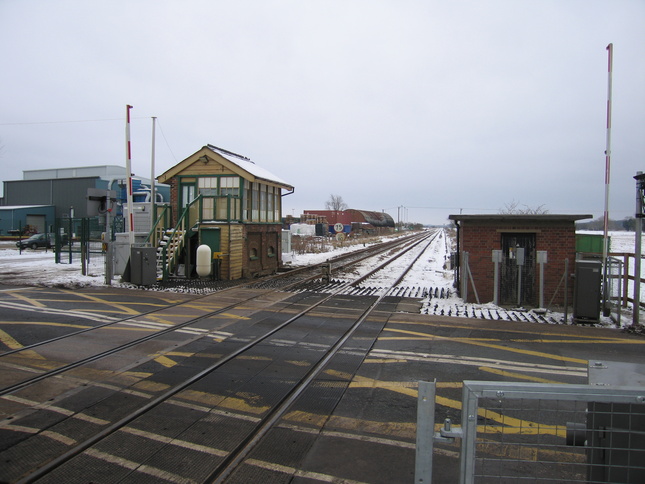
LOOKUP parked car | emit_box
[16,233,68,250]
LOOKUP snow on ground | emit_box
[0,245,109,288]
[0,231,642,329]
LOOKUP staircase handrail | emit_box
[145,204,172,246]
[160,195,203,279]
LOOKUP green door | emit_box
[200,228,220,253]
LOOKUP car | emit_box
[16,233,68,250]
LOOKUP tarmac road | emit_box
[1,284,644,482]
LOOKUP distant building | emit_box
[302,209,395,235]
[1,165,170,235]
[0,205,56,235]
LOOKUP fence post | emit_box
[563,258,569,323]
[461,252,469,302]
[415,380,436,484]
[492,250,502,306]
[460,383,479,484]
[623,254,630,307]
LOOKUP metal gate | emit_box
[500,233,535,306]
[416,380,645,483]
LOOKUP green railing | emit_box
[145,204,172,248]
[154,195,241,280]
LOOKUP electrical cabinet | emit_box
[573,259,602,322]
[130,247,157,285]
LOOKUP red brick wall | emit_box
[459,220,576,307]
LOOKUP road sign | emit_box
[334,223,344,233]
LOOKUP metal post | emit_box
[460,383,479,484]
[462,252,469,302]
[105,193,112,286]
[633,172,644,326]
[537,251,547,309]
[563,258,569,323]
[602,44,613,316]
[516,248,525,307]
[492,250,502,305]
[415,380,436,484]
[125,104,135,245]
[150,116,156,232]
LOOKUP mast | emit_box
[150,116,157,231]
[125,105,134,245]
[602,44,613,314]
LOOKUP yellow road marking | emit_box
[383,327,588,365]
[0,321,156,332]
[181,389,269,414]
[62,290,140,315]
[479,366,567,384]
[154,355,177,368]
[0,329,45,359]
[213,312,250,320]
[327,370,565,438]
[8,292,47,308]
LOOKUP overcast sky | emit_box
[1,0,643,225]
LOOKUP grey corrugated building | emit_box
[1,165,170,235]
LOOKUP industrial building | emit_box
[154,144,294,280]
[0,165,169,235]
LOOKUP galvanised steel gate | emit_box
[416,380,645,483]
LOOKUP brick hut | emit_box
[156,145,294,280]
[449,214,592,307]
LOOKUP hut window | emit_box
[219,176,240,196]
[198,177,217,196]
[260,185,267,222]
[267,186,274,222]
[250,247,258,260]
[243,180,250,221]
[251,183,259,221]
[268,245,275,257]
[181,184,196,208]
[274,189,281,221]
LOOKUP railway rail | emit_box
[0,230,438,483]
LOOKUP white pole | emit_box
[602,44,613,314]
[150,116,157,232]
[634,172,643,326]
[125,105,134,245]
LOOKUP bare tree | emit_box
[499,200,549,215]
[325,194,348,211]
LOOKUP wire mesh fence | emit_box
[417,381,645,484]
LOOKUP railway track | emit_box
[0,230,437,483]
[285,229,562,324]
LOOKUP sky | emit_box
[1,0,643,225]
